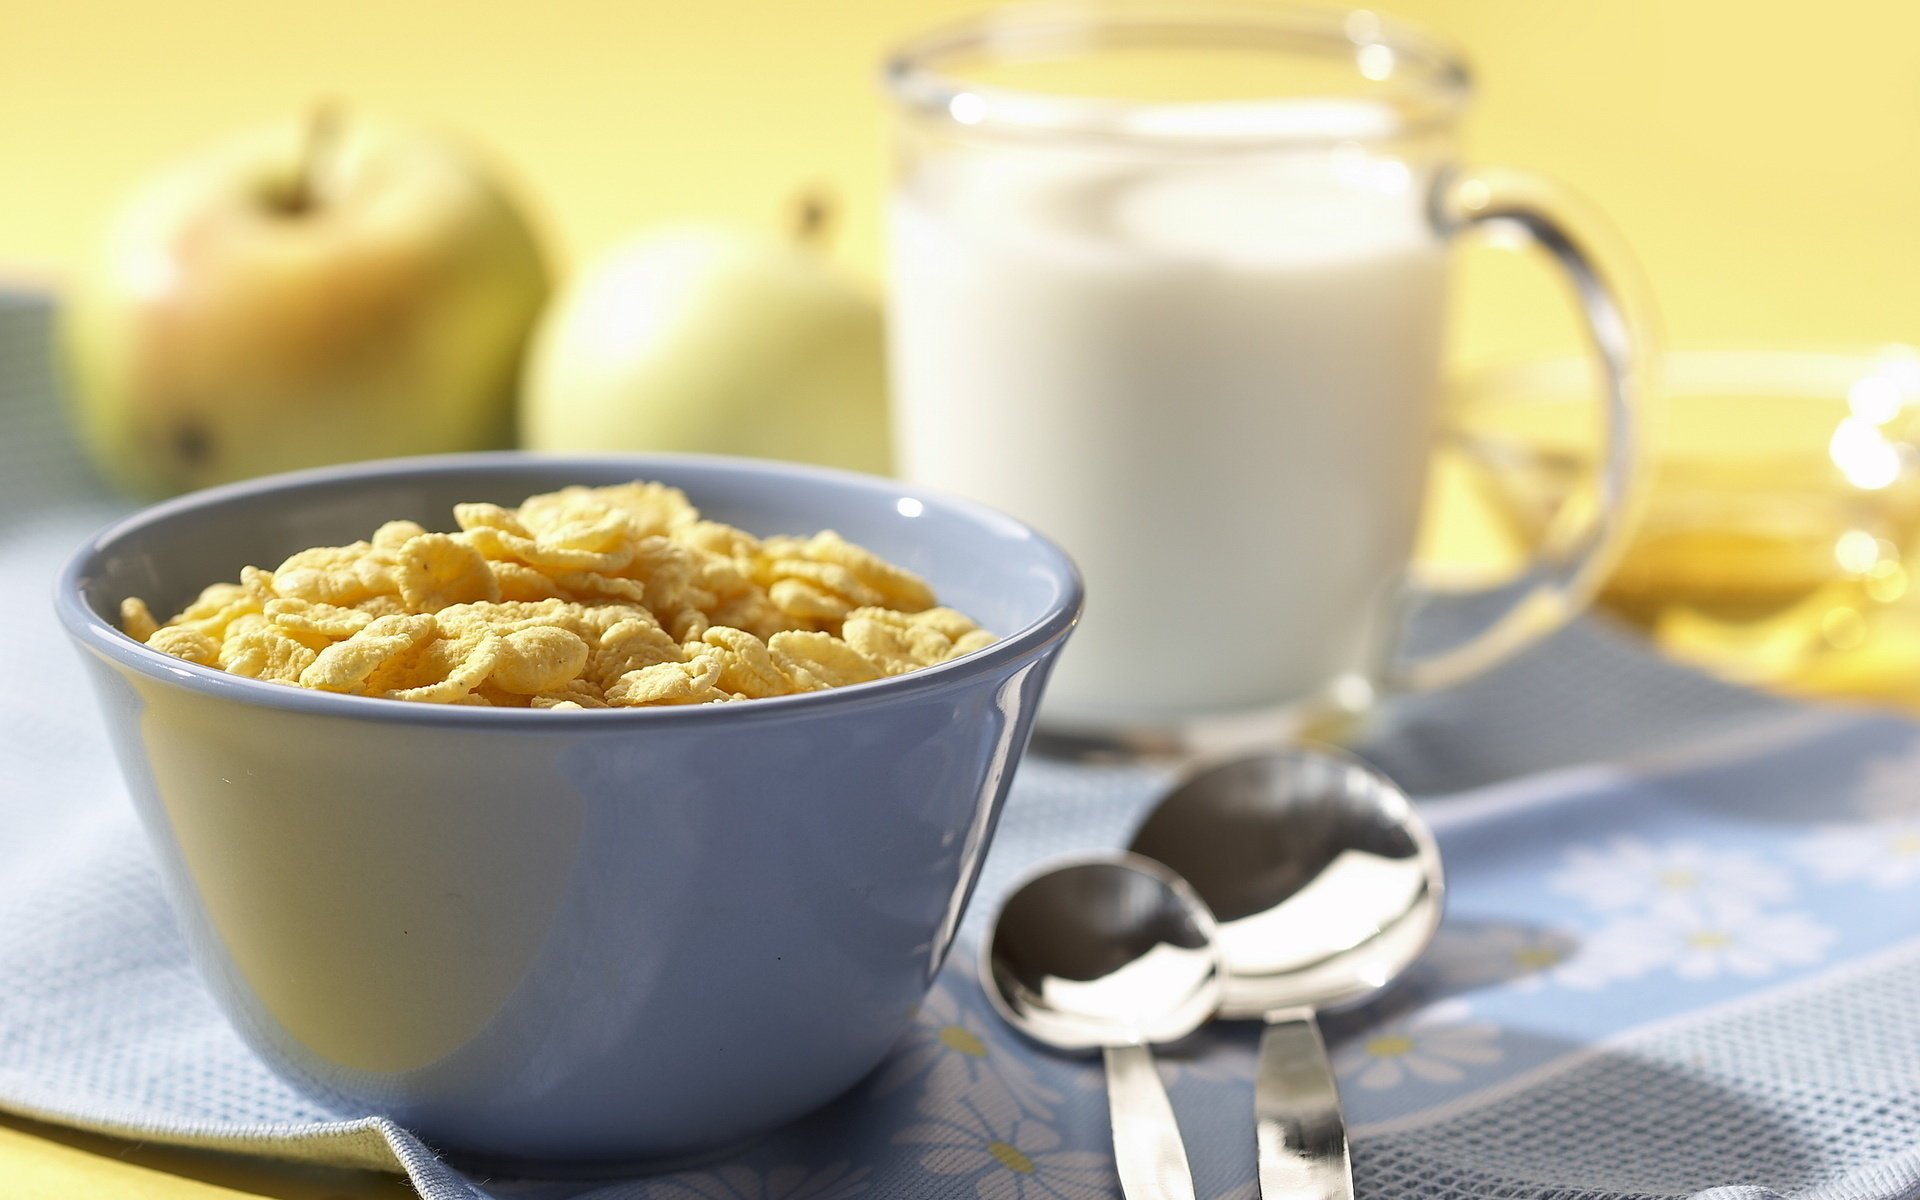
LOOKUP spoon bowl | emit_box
[985,853,1223,1050]
[1129,746,1444,1200]
[1131,746,1444,1019]
[984,853,1224,1200]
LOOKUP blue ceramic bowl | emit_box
[54,452,1081,1168]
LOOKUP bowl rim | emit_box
[54,451,1085,729]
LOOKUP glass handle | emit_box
[1390,166,1651,693]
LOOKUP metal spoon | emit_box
[1129,747,1444,1200]
[983,852,1225,1200]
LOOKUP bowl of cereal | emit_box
[54,451,1081,1167]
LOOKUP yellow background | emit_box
[6,0,1920,368]
[3,0,1917,1194]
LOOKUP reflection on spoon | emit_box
[984,852,1224,1200]
[1131,747,1444,1200]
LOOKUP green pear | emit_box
[61,109,551,497]
[521,204,889,475]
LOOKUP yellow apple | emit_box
[61,110,551,497]
[521,214,890,475]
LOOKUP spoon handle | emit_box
[1103,1043,1198,1200]
[1255,1008,1353,1200]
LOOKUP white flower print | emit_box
[1331,999,1502,1091]
[1429,921,1670,992]
[1586,906,1835,981]
[1428,923,1591,992]
[1549,837,1793,920]
[1796,820,1920,890]
[872,981,1062,1119]
[647,1161,869,1200]
[895,1071,1109,1200]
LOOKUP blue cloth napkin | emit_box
[3,291,1917,1200]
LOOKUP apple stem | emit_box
[274,101,342,216]
[790,188,834,249]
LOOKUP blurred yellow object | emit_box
[60,110,551,497]
[1439,348,1920,691]
[521,212,891,474]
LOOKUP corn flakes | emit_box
[119,597,159,644]
[121,481,993,708]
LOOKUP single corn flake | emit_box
[674,520,760,560]
[491,560,567,602]
[853,605,995,661]
[265,597,373,640]
[808,531,937,611]
[842,613,952,675]
[626,537,718,613]
[174,582,248,623]
[275,543,370,575]
[148,625,221,666]
[513,486,617,537]
[165,582,260,641]
[372,520,428,550]
[395,532,501,612]
[695,553,758,603]
[120,597,159,643]
[538,512,633,555]
[762,558,886,608]
[564,603,657,639]
[663,605,710,644]
[771,531,936,612]
[383,630,504,703]
[366,623,510,696]
[605,654,727,706]
[768,578,853,624]
[239,566,277,604]
[269,543,403,607]
[768,631,883,690]
[701,626,797,698]
[527,481,694,539]
[849,605,982,642]
[177,597,261,642]
[275,565,383,607]
[453,503,530,537]
[465,524,633,575]
[706,590,790,642]
[435,598,568,635]
[299,614,437,693]
[947,629,998,660]
[219,621,319,685]
[589,618,683,687]
[491,626,591,695]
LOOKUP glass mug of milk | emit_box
[884,3,1643,749]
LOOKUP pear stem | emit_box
[275,100,341,215]
[790,188,835,249]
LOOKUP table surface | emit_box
[14,487,1920,1200]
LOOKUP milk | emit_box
[888,148,1448,725]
